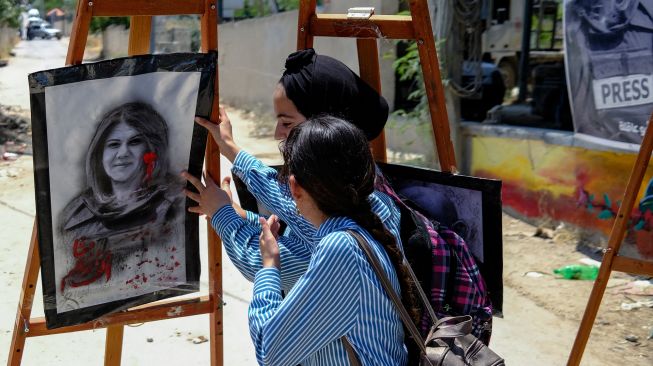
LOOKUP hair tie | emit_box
[284,48,316,72]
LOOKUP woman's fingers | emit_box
[194,116,216,129]
[184,189,201,203]
[182,171,204,192]
[259,216,280,269]
[220,176,233,200]
[259,216,270,233]
[268,215,280,239]
[203,171,217,187]
[219,106,229,124]
[187,205,204,214]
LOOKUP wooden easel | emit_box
[567,112,653,365]
[296,0,457,171]
[8,1,223,365]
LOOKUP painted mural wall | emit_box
[470,135,653,261]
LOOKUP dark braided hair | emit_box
[279,115,419,324]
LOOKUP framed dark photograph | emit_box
[29,52,216,328]
[376,163,503,313]
[234,163,503,312]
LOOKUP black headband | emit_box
[280,48,389,140]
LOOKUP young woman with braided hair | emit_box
[185,115,417,365]
[182,50,421,364]
[254,115,415,365]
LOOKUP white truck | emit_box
[482,0,564,90]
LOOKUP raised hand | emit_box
[195,106,241,162]
[182,170,231,219]
[259,215,280,269]
[220,176,248,220]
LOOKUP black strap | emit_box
[346,231,431,356]
[341,336,361,366]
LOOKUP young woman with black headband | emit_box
[187,116,413,365]
[182,49,419,363]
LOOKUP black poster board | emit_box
[29,52,216,328]
[377,163,503,313]
[233,163,503,313]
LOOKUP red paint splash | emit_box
[60,238,112,292]
[143,151,157,183]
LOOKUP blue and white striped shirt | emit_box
[248,217,407,366]
[209,151,406,365]
[211,151,403,291]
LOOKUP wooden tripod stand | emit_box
[567,112,653,365]
[296,0,457,171]
[7,1,223,365]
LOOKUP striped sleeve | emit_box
[211,205,310,290]
[245,210,263,227]
[370,191,403,251]
[231,150,316,244]
[248,232,362,366]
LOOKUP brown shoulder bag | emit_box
[343,231,505,366]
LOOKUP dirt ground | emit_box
[502,214,652,365]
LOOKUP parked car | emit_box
[27,21,62,40]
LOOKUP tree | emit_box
[0,0,21,28]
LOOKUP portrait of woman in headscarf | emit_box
[57,102,186,310]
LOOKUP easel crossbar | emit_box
[612,256,653,277]
[25,296,212,337]
[91,0,205,16]
[310,14,415,39]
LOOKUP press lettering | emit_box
[602,84,611,105]
[612,83,623,103]
[623,81,632,101]
[592,74,653,109]
[632,79,641,100]
[642,78,650,99]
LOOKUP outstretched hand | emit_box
[195,106,241,162]
[220,176,249,220]
[182,170,231,219]
[259,215,280,269]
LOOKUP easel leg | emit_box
[296,0,316,49]
[201,1,223,364]
[409,0,457,172]
[356,38,387,163]
[128,16,152,56]
[104,325,125,366]
[65,0,92,65]
[8,221,40,366]
[566,249,615,365]
[568,112,653,365]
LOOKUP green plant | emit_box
[234,0,270,18]
[0,0,21,28]
[89,16,130,34]
[393,40,427,120]
[276,0,299,11]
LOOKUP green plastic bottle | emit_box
[553,265,599,280]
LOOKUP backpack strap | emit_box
[341,336,361,366]
[346,230,431,359]
[437,225,459,314]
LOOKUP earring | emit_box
[295,205,301,216]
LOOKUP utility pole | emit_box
[518,0,534,103]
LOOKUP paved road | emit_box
[0,38,260,366]
[0,39,68,109]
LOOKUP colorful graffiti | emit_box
[470,136,653,260]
